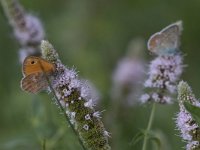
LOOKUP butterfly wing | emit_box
[148,21,182,55]
[159,24,180,50]
[21,72,49,93]
[22,56,55,76]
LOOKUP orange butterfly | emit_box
[21,56,56,93]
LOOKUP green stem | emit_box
[142,102,156,150]
[40,62,87,150]
[42,139,46,150]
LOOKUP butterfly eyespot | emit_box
[31,60,36,64]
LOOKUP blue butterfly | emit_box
[147,21,183,56]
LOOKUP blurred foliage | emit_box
[1,0,200,149]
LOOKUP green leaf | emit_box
[183,101,200,126]
[129,129,162,150]
[149,136,162,150]
[129,131,144,146]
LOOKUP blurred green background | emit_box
[1,0,200,149]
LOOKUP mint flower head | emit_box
[111,38,145,105]
[1,0,45,62]
[141,21,184,104]
[41,41,111,150]
[1,0,44,45]
[176,81,200,150]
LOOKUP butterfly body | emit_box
[21,56,56,93]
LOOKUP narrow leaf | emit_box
[129,131,144,146]
[183,101,200,126]
[149,136,162,150]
